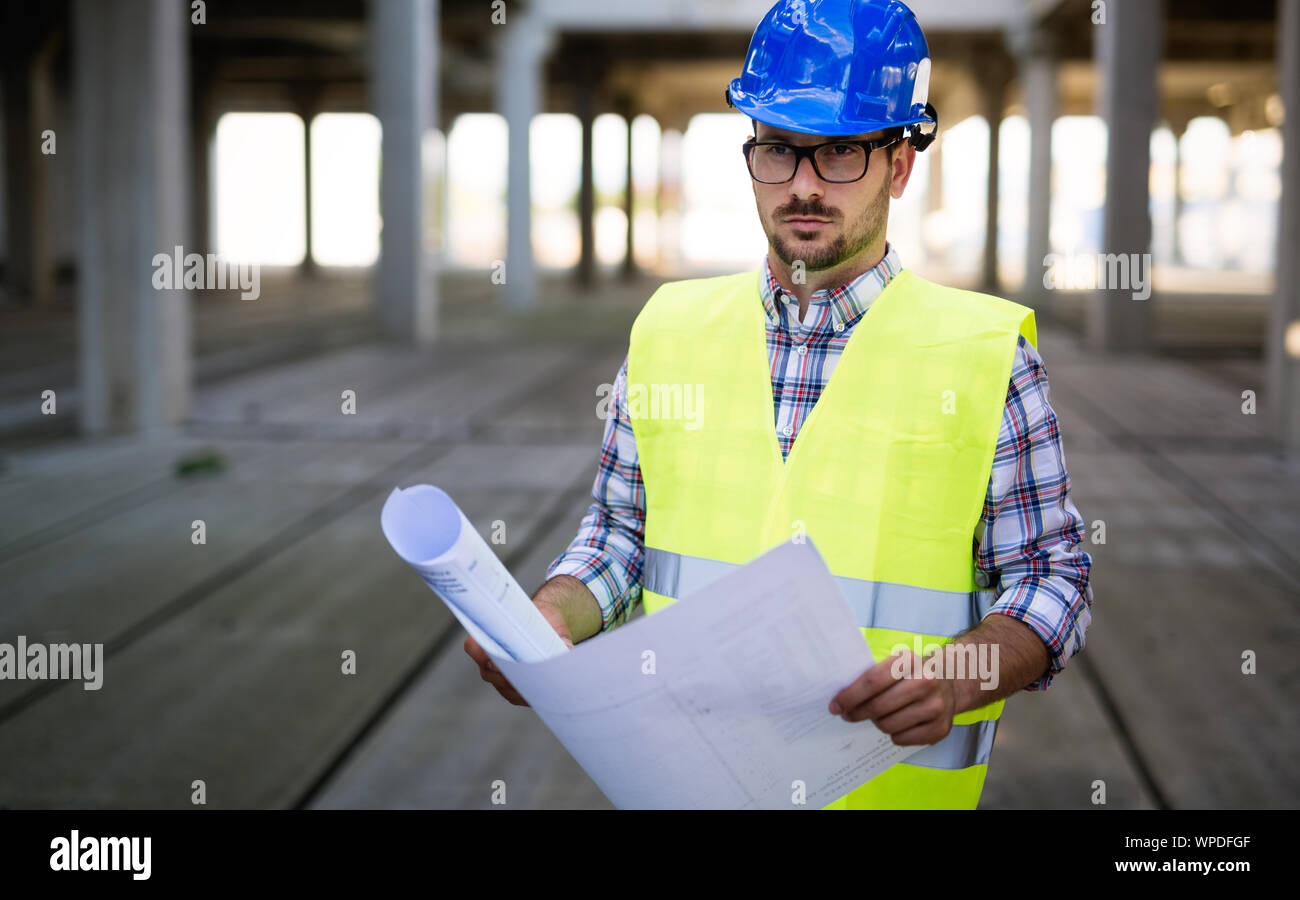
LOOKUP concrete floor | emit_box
[0,268,1295,809]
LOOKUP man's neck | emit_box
[768,241,887,320]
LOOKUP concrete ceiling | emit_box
[9,0,1279,135]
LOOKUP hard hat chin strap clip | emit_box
[908,102,939,151]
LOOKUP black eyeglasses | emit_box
[742,134,902,184]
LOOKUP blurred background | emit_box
[0,0,1296,809]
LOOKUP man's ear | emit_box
[890,142,917,199]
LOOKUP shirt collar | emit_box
[760,241,903,331]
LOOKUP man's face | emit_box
[750,121,909,272]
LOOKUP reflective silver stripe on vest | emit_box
[643,547,998,638]
[906,719,998,769]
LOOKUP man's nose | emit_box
[789,154,825,201]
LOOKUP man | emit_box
[466,0,1093,809]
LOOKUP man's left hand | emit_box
[829,649,957,746]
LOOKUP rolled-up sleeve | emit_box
[545,356,646,632]
[977,336,1094,691]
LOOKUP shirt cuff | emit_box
[983,577,1093,691]
[546,548,642,633]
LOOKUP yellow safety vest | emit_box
[626,266,1038,809]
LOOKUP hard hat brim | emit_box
[728,79,935,138]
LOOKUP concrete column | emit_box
[978,55,1013,295]
[622,107,636,279]
[1089,0,1162,353]
[295,86,320,277]
[437,125,450,258]
[1,44,30,305]
[74,0,191,434]
[29,39,55,306]
[576,72,595,287]
[1170,120,1187,266]
[190,69,217,260]
[1267,0,1300,451]
[657,127,683,273]
[495,11,553,310]
[1012,25,1058,312]
[303,108,315,274]
[370,0,438,342]
[1,38,47,306]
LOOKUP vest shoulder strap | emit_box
[894,270,1039,350]
[631,271,759,342]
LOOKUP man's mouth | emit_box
[784,218,831,229]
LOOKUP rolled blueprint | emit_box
[380,485,570,663]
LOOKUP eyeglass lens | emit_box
[749,143,868,183]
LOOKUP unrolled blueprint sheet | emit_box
[495,540,924,809]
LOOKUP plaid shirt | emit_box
[547,243,1093,691]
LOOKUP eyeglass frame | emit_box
[741,132,905,184]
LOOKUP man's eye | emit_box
[763,144,791,155]
[829,144,855,155]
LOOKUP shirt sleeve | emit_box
[977,335,1094,691]
[545,355,646,632]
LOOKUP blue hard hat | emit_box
[727,0,939,148]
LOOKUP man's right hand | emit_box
[464,597,575,707]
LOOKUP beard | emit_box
[763,175,891,272]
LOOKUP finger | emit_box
[841,673,930,724]
[870,689,946,735]
[888,720,947,747]
[466,638,502,674]
[483,671,526,705]
[478,666,527,703]
[832,652,908,715]
[464,635,487,666]
[479,665,510,689]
